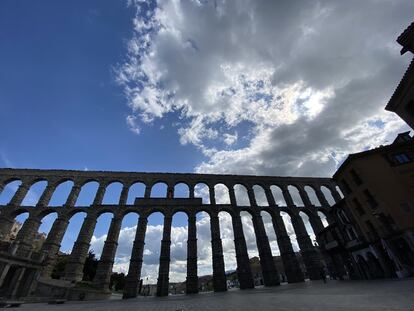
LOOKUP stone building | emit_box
[2,221,22,243]
[168,282,186,295]
[1,221,45,252]
[329,132,414,279]
[32,233,47,252]
[317,199,372,280]
[247,255,310,285]
[385,22,414,128]
[197,274,214,292]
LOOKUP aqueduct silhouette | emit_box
[0,168,342,300]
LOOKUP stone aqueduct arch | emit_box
[0,168,342,299]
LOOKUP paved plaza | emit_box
[11,278,414,311]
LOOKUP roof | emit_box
[385,22,414,111]
[385,57,414,111]
[332,134,414,179]
[397,22,414,55]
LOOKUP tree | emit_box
[82,250,99,281]
[51,254,69,279]
[109,272,126,291]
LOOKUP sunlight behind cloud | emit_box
[117,0,413,283]
[119,0,412,178]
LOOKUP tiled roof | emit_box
[397,22,414,54]
[386,22,414,111]
[385,57,414,110]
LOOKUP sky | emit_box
[0,0,413,284]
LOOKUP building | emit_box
[317,200,370,280]
[2,221,22,243]
[1,220,46,251]
[197,274,214,292]
[33,232,47,252]
[168,282,186,295]
[330,132,414,278]
[318,22,414,281]
[248,256,304,285]
[385,22,414,129]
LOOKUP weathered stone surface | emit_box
[186,214,198,294]
[123,216,148,299]
[0,168,341,300]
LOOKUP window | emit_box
[363,189,378,209]
[350,169,362,186]
[353,198,365,215]
[346,227,357,241]
[377,213,397,234]
[337,209,350,224]
[365,220,378,240]
[341,179,352,194]
[393,153,412,164]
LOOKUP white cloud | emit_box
[90,234,106,259]
[120,0,412,177]
[126,115,141,135]
[223,132,238,146]
[116,0,414,283]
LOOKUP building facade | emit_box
[2,221,22,243]
[317,22,414,282]
[329,132,414,279]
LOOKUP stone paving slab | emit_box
[11,279,414,311]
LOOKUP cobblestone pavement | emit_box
[12,278,414,311]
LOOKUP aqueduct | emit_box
[0,168,342,300]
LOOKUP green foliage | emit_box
[51,254,69,279]
[82,250,99,281]
[110,272,126,291]
[51,251,98,282]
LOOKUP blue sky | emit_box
[0,0,201,173]
[1,0,413,284]
[0,0,202,282]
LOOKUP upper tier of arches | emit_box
[0,168,342,210]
